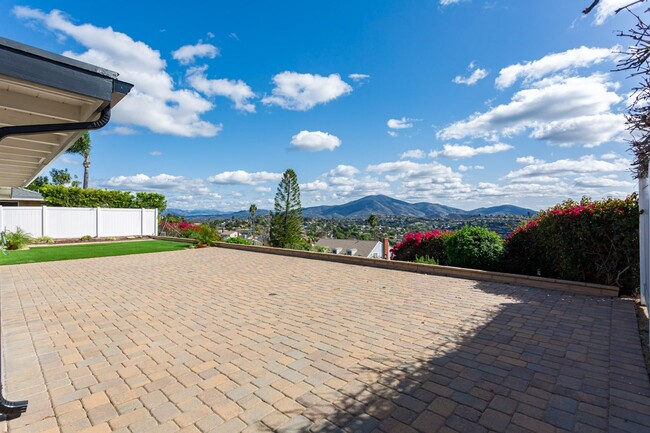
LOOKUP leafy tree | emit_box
[66,132,92,188]
[26,176,49,192]
[134,192,167,212]
[50,168,71,186]
[270,169,303,248]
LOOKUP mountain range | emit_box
[167,195,536,219]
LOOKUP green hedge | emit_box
[445,226,503,271]
[39,185,167,212]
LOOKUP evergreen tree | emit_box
[270,169,303,248]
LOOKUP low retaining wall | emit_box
[213,242,619,297]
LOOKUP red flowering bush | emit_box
[391,229,453,264]
[160,221,202,238]
[502,194,639,295]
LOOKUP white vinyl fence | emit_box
[0,206,158,239]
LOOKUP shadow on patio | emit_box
[303,282,650,433]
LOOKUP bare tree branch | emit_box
[583,0,601,15]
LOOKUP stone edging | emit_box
[211,242,619,298]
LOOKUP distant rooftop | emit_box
[315,238,381,257]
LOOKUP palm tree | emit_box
[66,132,91,189]
[249,204,257,237]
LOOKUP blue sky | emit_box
[1,0,643,211]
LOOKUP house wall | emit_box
[0,206,158,238]
[368,242,383,258]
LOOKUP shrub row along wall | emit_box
[0,206,158,239]
[391,194,639,296]
[38,185,167,212]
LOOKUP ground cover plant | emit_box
[0,240,191,265]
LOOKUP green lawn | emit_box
[0,240,192,265]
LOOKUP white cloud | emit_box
[348,73,370,82]
[149,151,162,156]
[387,131,398,138]
[504,155,631,181]
[187,66,256,112]
[172,42,219,64]
[387,117,415,129]
[328,165,359,178]
[458,165,484,172]
[255,186,272,193]
[367,160,464,184]
[300,180,329,191]
[262,72,352,110]
[601,152,619,160]
[516,156,544,164]
[400,149,426,159]
[430,142,513,159]
[104,173,214,195]
[495,46,618,89]
[102,126,138,135]
[438,74,623,147]
[13,7,221,138]
[574,175,634,188]
[207,170,282,185]
[440,0,463,5]
[290,130,341,152]
[593,0,645,25]
[529,113,626,147]
[453,66,489,86]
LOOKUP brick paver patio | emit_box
[1,248,650,432]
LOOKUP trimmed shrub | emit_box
[33,236,55,244]
[445,226,503,271]
[225,236,252,245]
[502,194,639,295]
[414,255,439,265]
[4,228,32,250]
[39,185,167,211]
[391,229,453,264]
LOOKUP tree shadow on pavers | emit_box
[303,282,650,433]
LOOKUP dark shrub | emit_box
[445,226,503,271]
[503,194,639,295]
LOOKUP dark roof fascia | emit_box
[0,37,133,102]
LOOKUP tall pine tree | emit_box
[270,169,303,248]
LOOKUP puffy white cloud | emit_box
[101,126,138,135]
[255,186,272,193]
[504,155,631,181]
[300,180,329,191]
[290,130,341,152]
[348,73,370,82]
[367,160,465,184]
[104,173,215,196]
[496,46,618,89]
[593,0,644,25]
[438,75,622,146]
[262,72,352,110]
[387,117,415,129]
[453,66,489,86]
[440,0,463,5]
[528,113,626,147]
[400,149,426,159]
[207,170,282,185]
[13,7,221,137]
[430,143,513,159]
[172,42,219,64]
[187,66,256,112]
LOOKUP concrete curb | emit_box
[212,242,619,298]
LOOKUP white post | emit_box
[96,207,101,238]
[0,205,3,232]
[41,205,47,238]
[141,208,145,236]
[154,209,159,236]
[640,177,648,307]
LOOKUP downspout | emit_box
[0,105,111,419]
